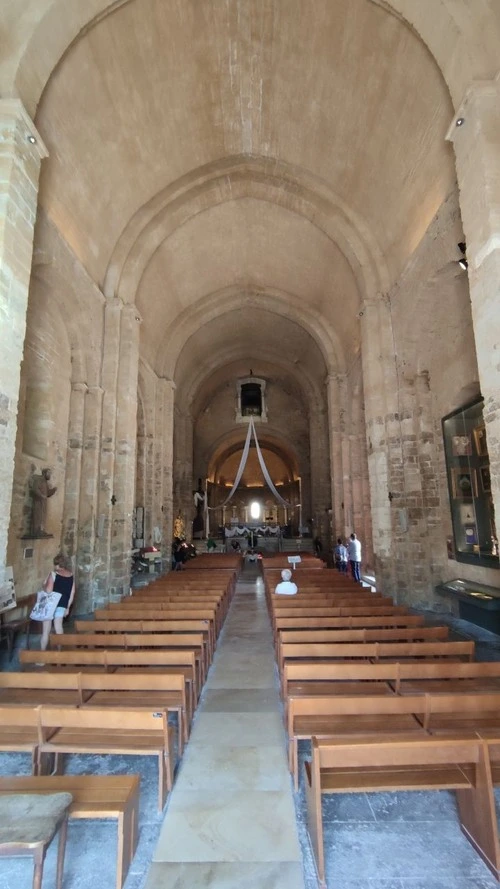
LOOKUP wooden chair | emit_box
[0,791,72,889]
[0,775,140,889]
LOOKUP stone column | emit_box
[110,304,141,593]
[360,296,400,594]
[448,73,500,533]
[159,379,176,559]
[326,373,347,539]
[174,408,194,541]
[309,399,330,541]
[77,385,103,612]
[0,100,47,579]
[94,300,140,604]
[61,381,87,556]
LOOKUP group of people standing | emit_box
[334,533,362,582]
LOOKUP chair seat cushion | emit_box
[0,792,73,846]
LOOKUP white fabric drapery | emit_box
[208,417,295,510]
[225,524,281,537]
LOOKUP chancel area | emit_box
[2,2,500,888]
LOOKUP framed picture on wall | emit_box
[452,468,477,499]
[451,434,472,457]
[480,464,491,494]
[473,425,488,457]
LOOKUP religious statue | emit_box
[173,512,185,540]
[29,468,57,537]
[192,478,206,539]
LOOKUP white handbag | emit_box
[30,590,62,621]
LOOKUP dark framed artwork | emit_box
[464,524,479,545]
[451,468,477,499]
[480,464,491,494]
[451,434,472,457]
[473,425,488,457]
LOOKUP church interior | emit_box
[1,1,500,888]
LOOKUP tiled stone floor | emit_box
[2,571,500,888]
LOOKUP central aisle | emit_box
[144,565,304,888]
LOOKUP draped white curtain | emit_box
[208,417,294,510]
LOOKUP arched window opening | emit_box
[250,501,261,520]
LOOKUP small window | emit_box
[250,501,261,520]
[241,383,262,417]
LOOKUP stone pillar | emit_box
[360,296,400,594]
[77,385,103,611]
[448,73,500,534]
[110,304,140,593]
[61,381,87,556]
[159,379,176,559]
[174,408,194,541]
[309,400,330,541]
[94,300,140,605]
[0,100,47,580]
[326,373,346,539]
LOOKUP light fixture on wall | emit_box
[457,242,468,271]
[26,134,37,144]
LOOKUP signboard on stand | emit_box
[288,555,302,571]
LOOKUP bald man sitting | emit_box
[274,568,298,596]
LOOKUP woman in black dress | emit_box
[40,553,75,651]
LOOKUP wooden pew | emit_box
[37,706,175,810]
[0,704,41,773]
[279,640,475,676]
[288,691,500,789]
[283,660,500,704]
[20,649,200,710]
[276,625,449,659]
[75,618,215,661]
[0,774,140,889]
[275,614,426,631]
[304,735,500,886]
[48,632,208,684]
[0,670,189,752]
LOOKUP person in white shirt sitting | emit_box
[274,568,298,596]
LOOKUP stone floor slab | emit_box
[175,744,290,791]
[201,687,281,712]
[144,861,304,888]
[154,789,301,862]
[188,711,286,747]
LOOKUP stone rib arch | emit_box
[8,0,499,121]
[206,425,302,485]
[157,285,343,379]
[104,156,388,307]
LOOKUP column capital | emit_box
[158,377,176,393]
[121,303,142,324]
[0,98,48,160]
[71,381,88,394]
[446,71,500,141]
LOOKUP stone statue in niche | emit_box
[192,478,206,539]
[28,468,57,537]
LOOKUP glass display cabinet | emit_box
[442,399,498,568]
[436,578,500,633]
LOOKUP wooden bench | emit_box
[0,670,190,753]
[75,618,215,661]
[37,706,175,810]
[279,640,475,676]
[48,632,208,684]
[276,625,449,659]
[275,614,426,631]
[0,774,140,889]
[0,705,41,774]
[288,691,500,789]
[304,734,500,886]
[20,649,200,711]
[282,660,500,704]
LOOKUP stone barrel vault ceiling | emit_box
[30,0,457,384]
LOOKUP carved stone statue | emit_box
[173,512,185,540]
[30,468,57,537]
